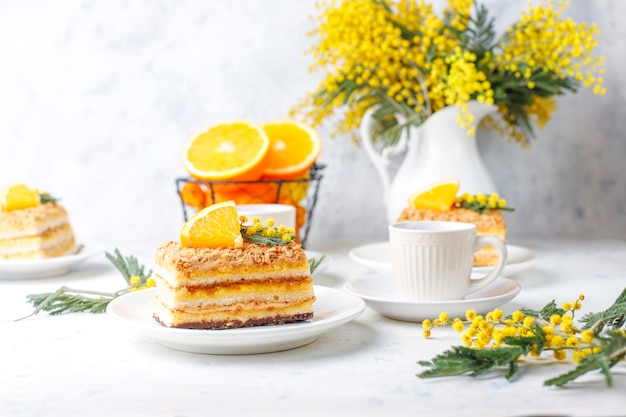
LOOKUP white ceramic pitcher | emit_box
[360,101,499,223]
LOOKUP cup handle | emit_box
[466,236,508,294]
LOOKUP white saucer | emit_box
[304,250,333,276]
[349,242,537,276]
[0,244,104,279]
[343,273,521,322]
[107,285,365,355]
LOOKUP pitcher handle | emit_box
[359,108,392,204]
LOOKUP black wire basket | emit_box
[175,164,325,248]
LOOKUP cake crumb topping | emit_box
[155,240,308,275]
[398,206,505,228]
[0,203,68,232]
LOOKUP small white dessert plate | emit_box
[304,250,333,276]
[107,285,366,355]
[343,273,521,322]
[349,242,537,276]
[0,245,104,279]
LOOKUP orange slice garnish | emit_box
[180,200,243,248]
[408,179,460,211]
[1,183,41,212]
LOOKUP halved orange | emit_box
[408,178,460,211]
[1,183,41,212]
[260,119,322,180]
[180,200,243,248]
[183,120,270,181]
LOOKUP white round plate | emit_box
[304,250,333,276]
[343,273,521,322]
[107,285,365,355]
[349,242,537,276]
[0,245,104,279]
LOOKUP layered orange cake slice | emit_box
[0,184,77,260]
[152,200,315,329]
[398,179,512,266]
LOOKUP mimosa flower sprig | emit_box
[456,192,515,214]
[307,255,327,275]
[239,216,326,273]
[240,216,297,246]
[418,288,626,387]
[17,249,155,320]
[293,0,605,147]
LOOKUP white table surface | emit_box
[1,237,625,417]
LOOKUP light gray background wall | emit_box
[0,0,624,248]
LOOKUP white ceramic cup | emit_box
[388,221,508,301]
[236,204,296,230]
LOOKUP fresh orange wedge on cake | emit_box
[180,200,243,248]
[408,178,460,211]
[1,183,41,212]
[260,119,322,180]
[183,120,270,181]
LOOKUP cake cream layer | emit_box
[154,274,315,310]
[397,206,506,266]
[155,240,311,288]
[0,224,77,259]
[0,203,71,238]
[152,297,314,329]
[0,217,69,240]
